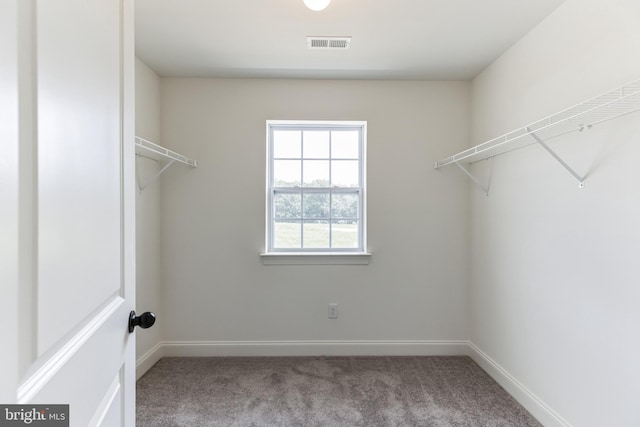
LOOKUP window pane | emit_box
[331,131,359,159]
[274,220,301,248]
[303,160,329,187]
[331,220,359,248]
[332,193,358,219]
[303,220,330,248]
[274,192,301,219]
[273,160,301,187]
[331,160,359,187]
[303,193,329,218]
[273,130,301,158]
[303,131,329,158]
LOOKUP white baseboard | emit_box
[136,340,467,378]
[467,342,572,427]
[136,343,165,379]
[160,340,469,357]
[135,339,570,427]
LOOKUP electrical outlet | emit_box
[328,303,339,319]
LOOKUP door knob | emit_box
[129,310,156,333]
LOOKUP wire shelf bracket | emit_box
[135,136,197,192]
[434,78,640,193]
[527,127,585,188]
[455,160,491,196]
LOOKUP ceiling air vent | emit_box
[307,36,352,50]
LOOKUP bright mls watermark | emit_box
[0,405,68,426]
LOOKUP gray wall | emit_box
[469,0,640,425]
[158,79,471,346]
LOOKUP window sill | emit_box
[260,252,371,265]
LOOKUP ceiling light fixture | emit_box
[303,0,331,11]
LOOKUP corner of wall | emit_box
[134,57,164,372]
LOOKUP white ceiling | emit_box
[135,0,565,80]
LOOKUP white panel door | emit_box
[4,1,137,426]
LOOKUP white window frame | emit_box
[262,120,370,264]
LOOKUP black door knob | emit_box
[129,310,156,333]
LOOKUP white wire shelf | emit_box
[434,79,640,169]
[134,136,197,192]
[135,136,197,167]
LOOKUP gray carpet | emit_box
[137,356,541,426]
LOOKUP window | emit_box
[266,121,367,256]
